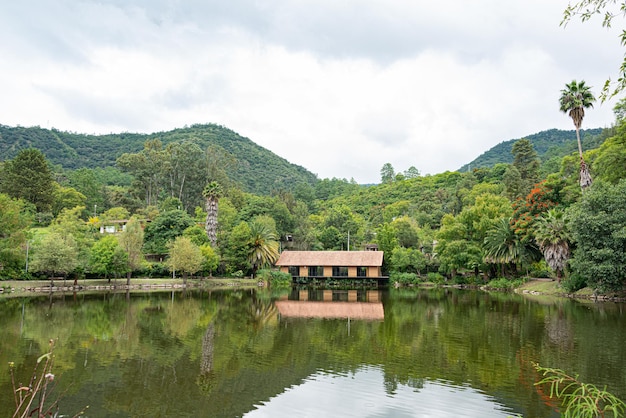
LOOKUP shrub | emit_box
[257,269,292,288]
[485,277,525,290]
[426,272,445,284]
[390,272,421,286]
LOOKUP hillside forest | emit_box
[1,97,626,293]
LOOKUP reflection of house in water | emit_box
[275,289,384,320]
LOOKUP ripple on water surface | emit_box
[245,366,515,417]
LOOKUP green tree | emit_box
[116,139,168,207]
[380,163,395,184]
[389,247,427,274]
[0,148,55,212]
[222,221,252,274]
[512,139,540,196]
[533,208,571,281]
[199,243,220,277]
[90,235,129,282]
[52,184,87,217]
[30,232,79,286]
[483,218,526,277]
[0,194,32,278]
[203,181,222,248]
[559,80,596,189]
[568,180,626,292]
[144,209,194,254]
[247,220,279,278]
[118,217,144,285]
[167,236,204,285]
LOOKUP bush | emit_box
[485,277,525,290]
[257,269,292,288]
[426,272,445,284]
[390,272,421,286]
[561,273,587,293]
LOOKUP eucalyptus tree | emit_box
[203,181,222,248]
[559,80,596,189]
[533,208,570,282]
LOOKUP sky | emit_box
[0,1,623,184]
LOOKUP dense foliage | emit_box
[1,110,626,293]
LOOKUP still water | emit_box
[0,287,625,417]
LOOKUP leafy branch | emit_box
[534,362,626,417]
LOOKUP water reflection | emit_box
[0,288,625,417]
[246,366,513,417]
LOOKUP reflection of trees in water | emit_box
[248,296,278,329]
[544,309,573,349]
[200,321,215,375]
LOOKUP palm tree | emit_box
[534,209,570,282]
[483,218,524,277]
[559,80,596,189]
[247,221,279,278]
[202,181,222,248]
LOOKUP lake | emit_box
[1,287,625,417]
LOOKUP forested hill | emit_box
[458,128,604,172]
[0,123,318,195]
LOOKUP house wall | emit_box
[279,264,383,278]
[348,266,357,277]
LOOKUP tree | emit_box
[380,163,395,184]
[202,181,222,248]
[247,220,279,278]
[90,235,129,283]
[562,1,626,100]
[559,80,596,189]
[143,209,194,254]
[30,233,79,286]
[533,208,571,281]
[483,218,526,277]
[511,139,540,196]
[568,180,626,292]
[0,148,55,212]
[167,236,204,285]
[199,244,220,277]
[221,221,252,274]
[0,194,32,278]
[118,217,144,285]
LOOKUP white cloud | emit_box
[0,0,621,183]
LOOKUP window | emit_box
[357,267,367,277]
[308,266,323,277]
[332,266,348,277]
[288,266,299,277]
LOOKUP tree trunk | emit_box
[576,127,593,190]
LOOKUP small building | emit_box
[275,250,384,279]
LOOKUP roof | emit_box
[275,300,384,320]
[275,251,383,267]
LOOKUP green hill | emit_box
[0,123,318,195]
[458,128,604,172]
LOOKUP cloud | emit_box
[0,0,621,183]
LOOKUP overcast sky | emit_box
[0,1,622,184]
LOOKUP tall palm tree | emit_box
[247,221,279,278]
[534,209,570,282]
[559,80,596,189]
[202,181,222,248]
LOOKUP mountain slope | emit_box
[458,128,604,172]
[0,123,318,194]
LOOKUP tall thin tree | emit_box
[203,181,222,248]
[559,80,596,190]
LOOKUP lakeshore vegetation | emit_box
[1,96,626,294]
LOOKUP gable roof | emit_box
[275,251,383,267]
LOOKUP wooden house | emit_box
[275,250,384,279]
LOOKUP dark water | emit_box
[0,287,624,417]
